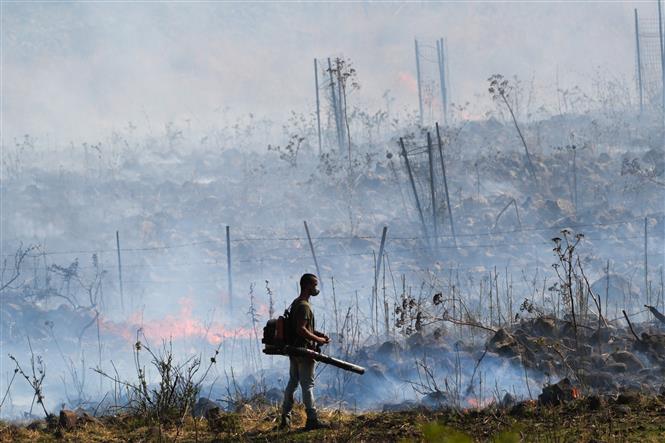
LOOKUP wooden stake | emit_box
[414,39,424,126]
[435,123,457,246]
[304,221,323,289]
[635,9,644,114]
[436,38,448,125]
[314,59,322,156]
[426,132,438,249]
[658,0,665,120]
[327,58,343,153]
[115,230,124,313]
[226,225,233,309]
[399,138,429,245]
[375,226,388,291]
[645,217,649,310]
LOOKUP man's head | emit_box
[300,273,320,297]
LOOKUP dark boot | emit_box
[305,409,330,430]
[278,414,291,430]
[305,418,331,430]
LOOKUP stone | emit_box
[58,409,78,430]
[610,351,644,371]
[78,412,101,426]
[500,393,516,408]
[614,404,631,415]
[26,420,47,432]
[193,397,222,418]
[205,407,225,433]
[538,378,576,406]
[421,391,448,409]
[532,317,557,337]
[586,395,602,410]
[606,362,627,373]
[616,391,640,405]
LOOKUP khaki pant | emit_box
[281,356,317,421]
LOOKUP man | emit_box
[280,273,331,430]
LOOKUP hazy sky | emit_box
[1,1,650,143]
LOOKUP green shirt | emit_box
[290,298,316,348]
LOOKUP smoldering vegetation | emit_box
[0,64,664,435]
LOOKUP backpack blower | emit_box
[262,314,365,375]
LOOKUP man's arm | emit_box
[313,330,330,340]
[297,318,329,345]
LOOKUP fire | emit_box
[465,397,495,409]
[397,72,417,93]
[100,297,254,345]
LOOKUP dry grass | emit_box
[2,395,665,442]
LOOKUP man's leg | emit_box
[297,357,321,426]
[280,357,299,427]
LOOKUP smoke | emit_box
[2,2,640,142]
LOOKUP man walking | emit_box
[280,273,331,430]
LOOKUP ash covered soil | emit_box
[2,395,665,442]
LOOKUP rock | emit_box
[59,409,78,430]
[78,412,101,426]
[577,344,593,357]
[610,351,644,371]
[205,407,225,432]
[376,341,401,359]
[193,397,222,418]
[509,402,530,418]
[616,391,640,405]
[614,404,631,415]
[582,371,618,390]
[586,395,602,410]
[606,362,627,373]
[489,329,519,358]
[26,420,47,432]
[421,391,448,409]
[500,393,516,408]
[406,333,425,354]
[538,378,577,406]
[532,317,557,337]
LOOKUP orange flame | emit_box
[465,398,495,409]
[397,72,417,93]
[100,297,254,345]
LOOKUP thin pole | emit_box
[375,226,388,291]
[572,146,578,217]
[399,138,429,244]
[435,123,457,246]
[304,221,323,289]
[327,58,343,153]
[226,225,233,309]
[427,132,438,249]
[605,260,610,320]
[335,58,347,154]
[314,59,322,156]
[115,230,124,312]
[635,9,644,115]
[437,38,448,125]
[415,39,424,126]
[659,0,665,119]
[645,217,649,305]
